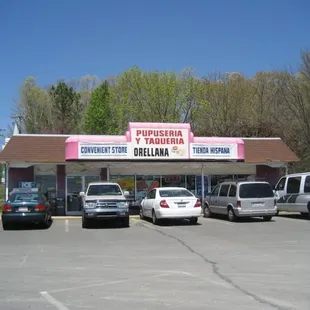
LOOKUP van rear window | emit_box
[239,183,274,198]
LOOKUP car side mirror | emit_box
[123,191,130,197]
[79,191,85,197]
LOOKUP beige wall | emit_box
[109,162,257,176]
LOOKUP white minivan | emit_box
[274,172,310,217]
[204,181,277,222]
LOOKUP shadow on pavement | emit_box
[83,219,130,229]
[204,214,276,223]
[142,217,202,227]
[277,214,310,221]
[2,221,53,231]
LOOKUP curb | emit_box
[52,215,141,220]
[278,211,300,215]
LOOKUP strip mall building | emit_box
[0,122,299,215]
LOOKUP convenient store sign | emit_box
[78,142,130,159]
[131,128,189,159]
[190,143,238,159]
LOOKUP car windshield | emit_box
[239,183,274,198]
[159,189,194,198]
[87,185,122,196]
[9,193,40,202]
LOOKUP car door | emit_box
[208,184,220,213]
[217,184,230,214]
[274,177,286,201]
[144,189,156,217]
[284,176,301,211]
[227,184,237,212]
[142,191,151,217]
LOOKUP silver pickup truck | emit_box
[79,182,130,228]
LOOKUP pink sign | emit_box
[65,122,244,161]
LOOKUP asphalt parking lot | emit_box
[0,214,309,310]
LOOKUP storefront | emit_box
[0,122,299,215]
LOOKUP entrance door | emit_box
[66,176,83,215]
[66,175,101,215]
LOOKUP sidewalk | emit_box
[52,215,141,220]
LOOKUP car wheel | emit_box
[122,217,130,228]
[190,217,198,225]
[152,210,159,225]
[139,208,145,220]
[2,221,9,230]
[42,214,52,229]
[82,217,90,229]
[228,207,237,222]
[203,205,212,218]
[263,216,272,221]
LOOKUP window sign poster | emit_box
[110,175,135,200]
[136,175,160,200]
[195,176,209,198]
[19,181,36,189]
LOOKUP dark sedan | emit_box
[1,189,52,230]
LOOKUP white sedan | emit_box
[140,187,202,225]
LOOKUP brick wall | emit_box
[9,166,34,190]
[256,165,281,186]
[57,165,66,198]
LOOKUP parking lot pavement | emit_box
[0,216,309,310]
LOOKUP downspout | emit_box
[5,162,9,201]
[201,164,204,204]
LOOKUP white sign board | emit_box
[190,143,238,160]
[78,142,130,159]
[131,128,189,159]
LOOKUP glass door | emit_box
[66,176,83,215]
[66,175,101,215]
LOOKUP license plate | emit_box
[18,207,28,212]
[252,203,265,208]
[178,204,186,208]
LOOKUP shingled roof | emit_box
[0,135,68,163]
[0,135,299,163]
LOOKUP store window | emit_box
[195,175,209,197]
[136,175,160,200]
[35,175,57,199]
[211,175,234,190]
[236,174,252,181]
[162,175,185,188]
[110,175,135,200]
[186,175,196,194]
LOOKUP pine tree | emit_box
[83,81,114,134]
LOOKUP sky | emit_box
[0,0,309,143]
